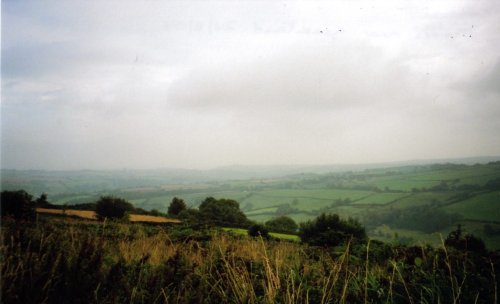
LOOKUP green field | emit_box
[3,161,500,249]
[222,227,300,241]
[352,193,409,205]
[443,191,500,222]
[389,192,456,209]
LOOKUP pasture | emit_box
[222,227,300,241]
[443,191,500,222]
[8,161,500,249]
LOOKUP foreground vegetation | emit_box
[1,215,499,303]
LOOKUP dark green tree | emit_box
[265,216,298,234]
[299,213,367,247]
[178,208,201,225]
[95,196,134,220]
[168,197,186,216]
[198,197,249,227]
[34,193,53,208]
[248,224,269,238]
[0,190,35,220]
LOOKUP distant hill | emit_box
[2,156,499,195]
[212,156,500,178]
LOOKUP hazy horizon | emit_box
[2,155,499,172]
[3,1,500,170]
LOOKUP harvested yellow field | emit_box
[36,208,97,219]
[35,208,180,223]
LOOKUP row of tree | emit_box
[2,189,486,252]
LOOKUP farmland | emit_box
[2,160,500,303]
[35,208,182,223]
[3,160,500,249]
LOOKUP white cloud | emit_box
[2,0,500,170]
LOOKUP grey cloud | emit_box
[2,0,500,170]
[477,60,500,94]
[168,41,419,116]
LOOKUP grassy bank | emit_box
[2,216,499,303]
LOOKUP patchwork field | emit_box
[6,161,500,249]
[443,191,500,222]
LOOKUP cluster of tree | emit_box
[248,224,270,238]
[168,199,299,235]
[363,205,462,233]
[0,190,36,220]
[173,197,251,228]
[0,190,165,222]
[197,197,250,227]
[5,189,491,256]
[94,196,134,220]
[299,213,367,247]
[264,216,298,234]
[167,197,186,216]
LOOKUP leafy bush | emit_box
[265,216,298,234]
[178,208,201,225]
[95,196,134,220]
[0,190,35,220]
[299,213,367,247]
[198,197,249,227]
[248,224,269,238]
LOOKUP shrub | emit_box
[248,224,269,238]
[265,216,298,234]
[198,197,249,227]
[299,213,367,247]
[178,208,201,225]
[95,196,134,221]
[0,190,35,220]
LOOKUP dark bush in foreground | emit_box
[95,196,134,220]
[248,224,269,238]
[300,213,367,247]
[0,190,35,220]
[1,218,499,304]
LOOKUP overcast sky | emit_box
[2,0,500,170]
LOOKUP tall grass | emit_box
[1,216,499,303]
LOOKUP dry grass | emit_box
[2,216,498,304]
[35,208,181,223]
